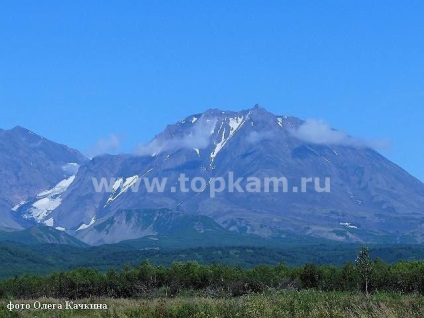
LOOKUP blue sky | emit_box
[0,1,423,181]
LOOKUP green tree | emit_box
[356,246,373,295]
[300,263,321,289]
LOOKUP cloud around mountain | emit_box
[246,131,275,144]
[289,119,390,150]
[134,117,217,156]
[86,134,122,158]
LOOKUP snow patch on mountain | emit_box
[340,222,358,229]
[105,168,154,206]
[12,201,27,212]
[24,175,75,222]
[112,177,124,192]
[105,175,139,205]
[44,217,54,226]
[277,117,283,127]
[37,176,75,198]
[77,216,96,231]
[228,116,244,133]
[211,128,226,161]
[210,116,246,164]
[122,175,139,190]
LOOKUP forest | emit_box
[1,247,424,300]
[1,247,424,317]
[3,241,424,279]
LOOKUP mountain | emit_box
[76,208,315,247]
[78,208,233,245]
[0,126,88,229]
[0,226,87,247]
[9,106,424,245]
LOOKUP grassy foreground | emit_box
[1,291,424,318]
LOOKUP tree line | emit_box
[1,247,424,299]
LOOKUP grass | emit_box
[1,290,424,317]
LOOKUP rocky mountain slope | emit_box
[6,106,424,245]
[0,126,87,230]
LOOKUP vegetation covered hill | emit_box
[2,241,424,279]
[0,226,87,247]
[2,249,424,299]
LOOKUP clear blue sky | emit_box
[0,1,423,181]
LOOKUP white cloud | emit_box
[246,131,274,144]
[87,134,122,158]
[289,119,390,150]
[61,163,80,175]
[135,117,217,156]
